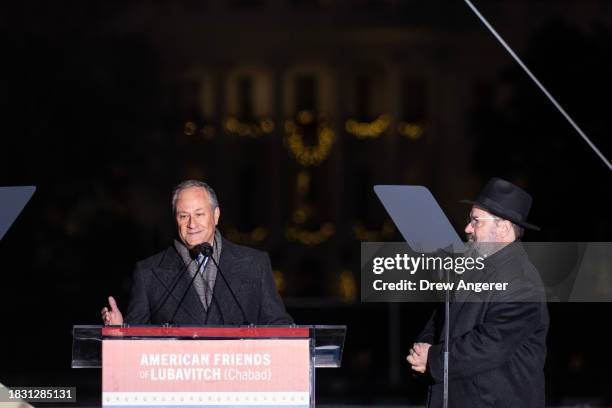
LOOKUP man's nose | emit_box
[465,223,474,234]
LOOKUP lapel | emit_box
[151,246,207,324]
[437,268,490,342]
[445,244,522,339]
[449,270,482,322]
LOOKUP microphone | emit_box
[190,242,213,258]
[167,243,212,324]
[150,254,198,319]
[208,254,251,325]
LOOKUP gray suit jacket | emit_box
[125,238,293,325]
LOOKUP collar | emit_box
[483,241,525,270]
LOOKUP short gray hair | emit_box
[171,180,219,215]
[494,218,525,241]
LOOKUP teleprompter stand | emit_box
[375,185,467,408]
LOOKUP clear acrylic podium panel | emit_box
[72,325,345,369]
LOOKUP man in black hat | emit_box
[406,177,549,408]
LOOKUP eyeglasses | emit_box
[466,215,499,227]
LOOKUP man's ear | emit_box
[214,207,220,226]
[500,220,513,240]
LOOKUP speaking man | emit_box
[101,180,292,325]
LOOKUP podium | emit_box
[72,325,345,407]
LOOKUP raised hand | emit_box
[100,296,124,326]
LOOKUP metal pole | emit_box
[444,268,450,408]
[462,0,612,172]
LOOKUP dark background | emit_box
[1,1,611,406]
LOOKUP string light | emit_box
[183,121,216,139]
[292,204,313,224]
[286,223,335,246]
[296,171,310,196]
[397,121,425,140]
[183,121,197,136]
[338,269,357,303]
[225,226,269,245]
[353,219,396,241]
[284,112,335,167]
[297,110,314,125]
[224,117,275,138]
[201,125,216,139]
[273,270,286,294]
[345,114,391,139]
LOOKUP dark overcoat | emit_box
[125,237,293,325]
[416,243,549,408]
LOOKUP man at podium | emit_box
[101,180,292,326]
[406,178,549,408]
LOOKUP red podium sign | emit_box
[102,328,311,408]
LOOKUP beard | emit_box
[464,239,482,259]
[465,231,504,257]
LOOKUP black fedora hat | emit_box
[461,177,540,231]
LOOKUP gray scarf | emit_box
[173,230,222,310]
